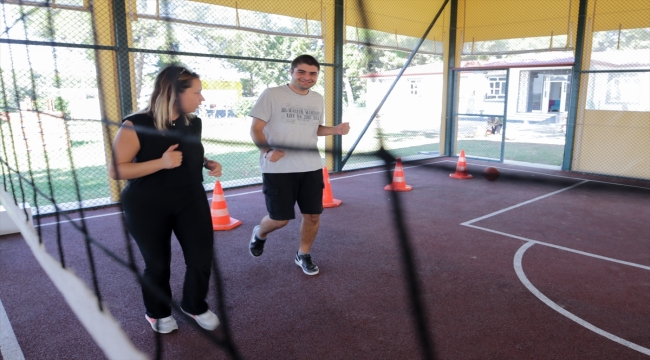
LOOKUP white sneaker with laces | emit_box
[182,309,220,331]
[145,314,178,334]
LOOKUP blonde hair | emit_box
[139,65,200,130]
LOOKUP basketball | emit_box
[483,167,500,181]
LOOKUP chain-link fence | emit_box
[0,0,449,214]
[1,0,648,215]
[573,0,650,179]
[452,0,648,175]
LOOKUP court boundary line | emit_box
[460,178,649,270]
[462,180,589,226]
[9,159,650,355]
[460,173,649,355]
[453,160,650,191]
[34,159,448,228]
[33,159,650,229]
[464,223,650,271]
[0,297,25,360]
[514,242,650,356]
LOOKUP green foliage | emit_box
[223,33,321,96]
[54,96,70,118]
[202,80,242,92]
[233,98,256,118]
[592,27,650,52]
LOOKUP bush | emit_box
[54,96,71,119]
[233,97,256,118]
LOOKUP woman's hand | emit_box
[161,144,183,169]
[204,159,222,177]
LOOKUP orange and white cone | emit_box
[210,180,242,231]
[450,149,473,179]
[384,157,412,192]
[322,166,341,208]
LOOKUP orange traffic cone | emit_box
[384,157,412,192]
[322,166,341,208]
[210,180,242,231]
[450,149,473,179]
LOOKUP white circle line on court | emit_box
[463,223,650,271]
[514,241,650,356]
[459,178,649,270]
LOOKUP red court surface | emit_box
[0,158,648,359]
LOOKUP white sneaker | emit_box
[182,309,220,331]
[145,314,178,334]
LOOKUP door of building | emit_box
[542,75,568,114]
[453,69,508,162]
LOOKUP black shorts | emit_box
[262,169,324,220]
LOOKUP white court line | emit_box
[34,159,650,228]
[35,189,267,227]
[0,298,25,360]
[462,180,589,226]
[464,223,650,271]
[460,178,650,271]
[448,160,650,191]
[330,159,447,181]
[461,172,650,354]
[35,160,447,228]
[514,241,650,356]
[35,212,124,227]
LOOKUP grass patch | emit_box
[2,164,112,208]
[505,142,563,165]
[456,140,564,165]
[1,139,563,211]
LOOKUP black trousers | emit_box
[122,183,214,319]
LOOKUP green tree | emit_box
[223,33,306,96]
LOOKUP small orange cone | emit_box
[322,166,341,208]
[384,157,412,192]
[450,150,473,179]
[210,180,242,231]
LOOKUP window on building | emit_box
[606,74,639,105]
[486,77,506,100]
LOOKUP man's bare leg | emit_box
[298,214,320,254]
[257,215,288,239]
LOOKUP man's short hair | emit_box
[291,55,320,72]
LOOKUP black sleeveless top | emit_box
[123,113,204,190]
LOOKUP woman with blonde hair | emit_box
[110,65,221,333]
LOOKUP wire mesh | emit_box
[341,1,447,170]
[454,69,506,161]
[0,0,649,359]
[572,0,650,179]
[575,70,650,178]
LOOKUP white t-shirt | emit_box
[249,85,324,173]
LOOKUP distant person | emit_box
[494,117,503,135]
[487,117,495,135]
[207,103,216,118]
[248,54,350,275]
[110,65,222,334]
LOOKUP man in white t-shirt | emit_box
[248,55,350,275]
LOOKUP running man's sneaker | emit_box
[295,252,319,275]
[182,309,220,331]
[249,225,266,257]
[145,314,178,334]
